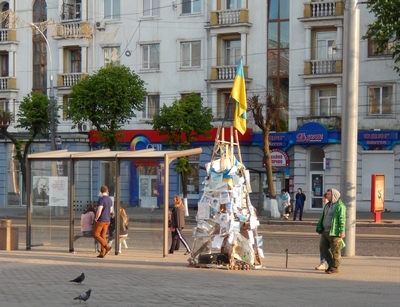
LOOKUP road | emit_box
[10,220,400,257]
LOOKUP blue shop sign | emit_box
[295,122,328,144]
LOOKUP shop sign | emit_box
[263,149,290,167]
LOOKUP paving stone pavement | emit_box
[0,206,399,306]
[0,246,399,307]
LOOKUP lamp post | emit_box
[30,23,56,151]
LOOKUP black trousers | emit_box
[169,228,191,253]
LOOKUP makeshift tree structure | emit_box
[188,127,263,269]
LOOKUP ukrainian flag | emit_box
[231,58,247,135]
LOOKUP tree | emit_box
[247,93,285,204]
[0,91,59,193]
[68,63,147,150]
[150,93,214,211]
[363,0,400,73]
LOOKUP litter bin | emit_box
[0,219,19,250]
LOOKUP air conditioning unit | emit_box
[79,121,92,132]
[95,20,105,30]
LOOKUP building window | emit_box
[315,88,337,116]
[143,0,160,16]
[224,39,241,66]
[217,92,234,120]
[0,53,8,77]
[316,31,336,60]
[142,44,160,69]
[62,96,70,120]
[70,49,81,73]
[227,0,242,9]
[143,95,160,119]
[181,41,201,68]
[104,0,120,20]
[368,39,394,57]
[104,46,120,65]
[368,86,393,115]
[182,0,201,14]
[32,0,47,94]
[61,0,81,21]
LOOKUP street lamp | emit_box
[30,23,56,151]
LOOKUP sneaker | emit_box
[325,269,339,274]
[184,251,191,255]
[315,262,326,270]
[168,250,174,254]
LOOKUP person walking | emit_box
[293,188,306,221]
[80,204,100,252]
[316,188,346,274]
[93,185,113,258]
[315,193,329,270]
[169,195,191,255]
[281,189,291,220]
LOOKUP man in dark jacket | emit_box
[293,188,306,221]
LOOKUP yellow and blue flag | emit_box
[231,58,247,135]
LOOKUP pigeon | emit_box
[69,273,85,284]
[73,289,91,303]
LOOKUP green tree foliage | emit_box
[68,63,147,150]
[363,0,400,73]
[151,93,213,199]
[0,91,59,190]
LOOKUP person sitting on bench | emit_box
[81,204,100,252]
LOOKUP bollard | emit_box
[0,219,19,250]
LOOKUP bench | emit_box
[74,235,129,242]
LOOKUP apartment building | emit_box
[0,0,267,208]
[2,1,396,212]
[285,0,400,212]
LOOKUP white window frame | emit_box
[182,0,201,14]
[141,43,160,69]
[368,85,393,115]
[226,0,241,9]
[224,39,241,66]
[316,88,337,116]
[143,0,160,17]
[104,46,120,65]
[104,0,120,20]
[181,41,201,68]
[316,31,336,60]
[142,94,160,119]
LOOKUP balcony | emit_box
[303,1,344,19]
[210,65,249,81]
[0,29,17,42]
[53,21,91,39]
[297,116,341,130]
[304,59,342,75]
[207,9,251,34]
[0,77,17,90]
[57,73,87,87]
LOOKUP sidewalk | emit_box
[0,247,398,307]
[1,205,399,227]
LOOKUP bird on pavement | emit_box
[69,273,85,284]
[73,289,91,303]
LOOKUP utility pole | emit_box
[341,0,360,257]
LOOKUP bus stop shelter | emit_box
[25,147,202,257]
